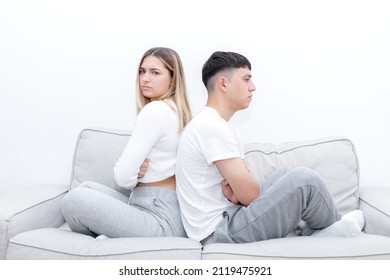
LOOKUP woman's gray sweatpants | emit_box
[201,166,341,245]
[62,182,187,238]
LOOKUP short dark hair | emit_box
[202,51,251,89]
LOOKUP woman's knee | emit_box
[78,181,99,189]
[62,187,90,217]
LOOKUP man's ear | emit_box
[216,76,228,91]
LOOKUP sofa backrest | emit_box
[244,137,359,215]
[70,128,359,215]
[70,127,132,196]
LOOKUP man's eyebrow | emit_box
[243,74,252,79]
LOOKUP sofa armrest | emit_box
[359,186,390,237]
[0,184,69,259]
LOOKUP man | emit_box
[176,51,364,244]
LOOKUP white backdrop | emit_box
[1,0,389,195]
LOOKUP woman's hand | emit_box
[138,158,150,178]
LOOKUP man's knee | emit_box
[291,166,325,188]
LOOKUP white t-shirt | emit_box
[176,107,245,241]
[114,101,179,189]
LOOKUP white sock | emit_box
[96,234,109,240]
[312,210,365,237]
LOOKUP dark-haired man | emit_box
[176,51,364,244]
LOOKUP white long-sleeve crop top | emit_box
[114,101,179,190]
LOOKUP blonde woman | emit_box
[62,47,192,238]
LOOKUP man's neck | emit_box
[206,99,235,122]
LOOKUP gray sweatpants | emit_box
[201,166,341,245]
[62,182,186,238]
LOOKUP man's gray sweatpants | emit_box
[201,167,341,244]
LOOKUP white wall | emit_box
[1,0,389,195]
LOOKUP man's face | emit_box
[225,67,256,111]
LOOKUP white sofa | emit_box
[1,127,390,260]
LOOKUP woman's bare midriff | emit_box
[137,175,176,190]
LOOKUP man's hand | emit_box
[215,157,260,206]
[221,179,240,205]
[138,158,150,178]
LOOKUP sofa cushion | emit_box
[202,234,390,259]
[359,186,390,236]
[70,127,132,195]
[6,228,202,260]
[244,137,359,215]
[0,184,68,259]
[70,129,359,214]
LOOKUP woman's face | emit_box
[139,55,172,101]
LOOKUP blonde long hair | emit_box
[135,47,192,132]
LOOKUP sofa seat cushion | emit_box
[202,234,390,260]
[6,228,202,260]
[244,137,359,215]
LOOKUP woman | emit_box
[62,47,192,238]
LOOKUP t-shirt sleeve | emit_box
[198,121,242,165]
[114,102,166,189]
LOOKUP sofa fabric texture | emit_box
[244,138,359,215]
[1,127,389,260]
[70,128,131,196]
